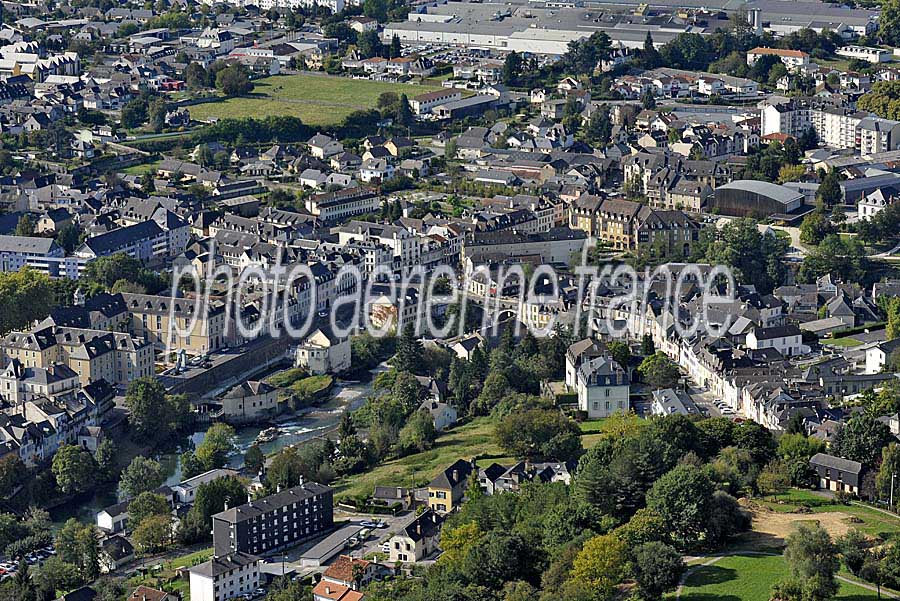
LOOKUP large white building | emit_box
[760,97,900,154]
[0,235,89,279]
[189,553,261,601]
[836,45,892,64]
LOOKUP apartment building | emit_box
[746,47,810,71]
[0,235,89,279]
[75,219,188,261]
[409,89,463,115]
[0,325,153,387]
[336,221,420,271]
[835,45,892,63]
[760,97,900,153]
[189,552,261,601]
[574,198,699,257]
[211,482,333,557]
[120,293,228,356]
[305,187,381,223]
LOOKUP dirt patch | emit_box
[746,504,855,545]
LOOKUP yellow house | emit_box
[427,459,474,513]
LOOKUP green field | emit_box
[675,553,883,601]
[188,74,442,126]
[333,417,511,500]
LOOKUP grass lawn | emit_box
[753,489,900,540]
[126,547,214,601]
[675,553,883,601]
[188,74,442,126]
[333,417,506,500]
[119,159,161,176]
[823,336,863,348]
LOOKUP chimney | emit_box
[325,587,331,595]
[452,469,458,483]
[277,484,281,493]
[416,522,421,535]
[224,501,229,511]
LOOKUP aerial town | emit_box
[2,0,900,599]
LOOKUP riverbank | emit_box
[49,366,386,527]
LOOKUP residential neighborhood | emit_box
[2,0,900,599]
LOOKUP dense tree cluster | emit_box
[368,413,762,601]
[692,218,789,295]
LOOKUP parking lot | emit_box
[686,384,736,417]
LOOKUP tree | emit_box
[245,444,265,474]
[52,444,96,495]
[119,456,164,499]
[399,410,436,454]
[185,62,210,90]
[695,218,789,294]
[568,534,628,597]
[13,559,37,601]
[495,408,582,461]
[132,514,171,554]
[190,475,247,529]
[816,169,842,208]
[640,31,662,69]
[641,334,655,356]
[837,529,869,577]
[584,106,612,147]
[607,340,630,369]
[757,459,790,499]
[14,214,34,237]
[0,455,25,498]
[638,352,680,389]
[357,30,384,59]
[189,423,236,477]
[502,52,522,86]
[881,0,900,46]
[832,412,894,466]
[641,88,657,110]
[645,464,714,550]
[215,64,253,96]
[390,34,401,59]
[561,31,612,75]
[472,372,510,415]
[128,492,170,528]
[660,33,712,70]
[799,210,835,245]
[773,523,839,601]
[120,98,148,129]
[125,377,191,444]
[631,541,685,601]
[393,323,424,374]
[799,234,869,285]
[55,222,81,254]
[56,518,100,582]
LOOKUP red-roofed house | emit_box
[747,47,810,71]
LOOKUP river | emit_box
[50,372,382,526]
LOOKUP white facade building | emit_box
[189,553,261,601]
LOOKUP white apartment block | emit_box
[836,45,892,63]
[746,47,810,71]
[0,235,89,279]
[760,98,900,154]
[189,553,261,601]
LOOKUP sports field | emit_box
[188,73,441,126]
